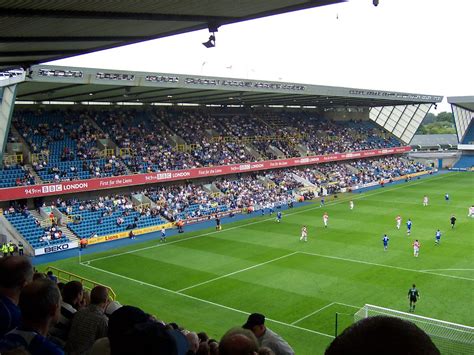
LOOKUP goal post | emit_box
[353,304,474,355]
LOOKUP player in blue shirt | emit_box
[435,229,441,245]
[276,211,282,223]
[406,219,412,235]
[320,197,325,207]
[382,234,389,251]
[160,227,166,242]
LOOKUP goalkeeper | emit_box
[408,284,420,312]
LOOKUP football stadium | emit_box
[0,1,473,355]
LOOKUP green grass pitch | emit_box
[42,172,474,354]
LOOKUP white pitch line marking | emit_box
[177,252,298,293]
[85,172,453,264]
[420,269,474,272]
[298,251,474,282]
[334,302,361,309]
[81,262,334,339]
[292,303,335,325]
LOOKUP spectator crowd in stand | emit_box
[3,107,404,186]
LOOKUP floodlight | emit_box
[202,34,216,48]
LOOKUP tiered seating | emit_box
[175,203,229,220]
[7,107,408,188]
[4,212,70,249]
[14,110,125,182]
[61,204,168,239]
[453,154,474,169]
[96,110,198,173]
[0,166,34,188]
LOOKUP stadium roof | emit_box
[0,0,344,71]
[14,65,443,109]
[448,96,474,112]
[3,64,442,144]
[448,96,474,143]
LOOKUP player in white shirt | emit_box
[323,212,329,228]
[413,240,420,257]
[396,215,402,230]
[300,226,308,242]
[423,195,429,206]
[349,200,354,210]
[469,206,474,217]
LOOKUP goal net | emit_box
[354,304,474,355]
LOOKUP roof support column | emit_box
[0,84,17,168]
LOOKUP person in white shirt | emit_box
[300,226,308,242]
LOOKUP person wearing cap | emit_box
[91,305,189,355]
[243,313,294,355]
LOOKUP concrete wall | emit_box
[323,109,369,121]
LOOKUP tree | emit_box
[436,111,454,123]
[415,111,455,135]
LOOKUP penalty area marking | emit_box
[292,302,360,325]
[291,303,335,325]
[299,251,474,282]
[84,172,454,265]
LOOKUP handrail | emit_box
[3,153,23,165]
[46,266,116,300]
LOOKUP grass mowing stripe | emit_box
[299,251,474,282]
[81,262,334,339]
[292,303,335,325]
[177,251,298,293]
[86,172,455,264]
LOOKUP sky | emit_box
[50,0,473,113]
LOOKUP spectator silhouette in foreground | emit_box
[0,278,63,354]
[49,280,84,345]
[325,315,440,355]
[0,256,34,337]
[242,313,294,355]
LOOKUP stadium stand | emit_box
[0,107,407,187]
[2,156,428,244]
[453,154,474,170]
[0,164,34,188]
[14,110,127,182]
[57,196,168,240]
[3,207,70,249]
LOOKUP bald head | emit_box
[90,285,109,306]
[220,328,259,355]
